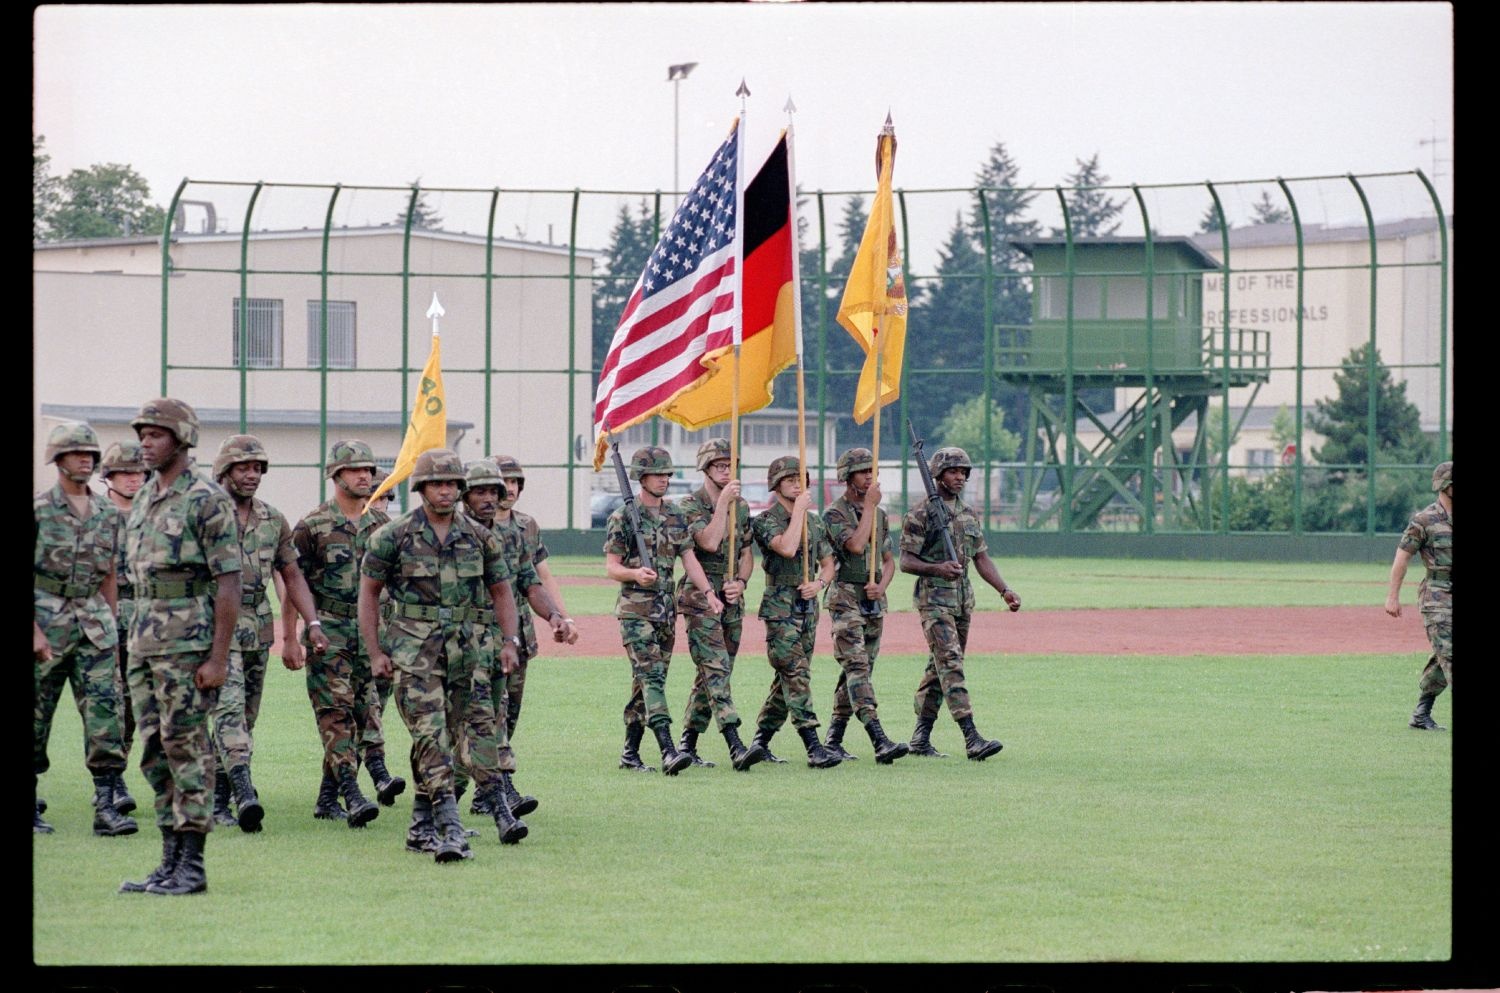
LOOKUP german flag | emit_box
[661,132,797,431]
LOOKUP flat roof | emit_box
[1012,236,1222,271]
[40,404,474,430]
[34,224,603,260]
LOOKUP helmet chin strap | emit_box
[64,465,94,485]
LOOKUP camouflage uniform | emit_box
[677,483,751,734]
[213,496,296,771]
[823,492,890,727]
[604,500,693,730]
[901,491,987,723]
[103,441,148,756]
[491,509,547,739]
[293,498,390,780]
[34,483,129,785]
[125,461,241,833]
[1398,462,1453,712]
[363,505,514,801]
[751,501,832,734]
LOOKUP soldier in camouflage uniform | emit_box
[822,448,908,765]
[287,440,399,828]
[118,398,241,896]
[33,421,137,837]
[1385,460,1453,731]
[208,435,329,832]
[360,449,529,860]
[603,446,723,776]
[749,455,841,769]
[486,454,579,744]
[361,466,395,768]
[455,459,565,820]
[99,440,149,817]
[674,438,766,771]
[899,446,1020,762]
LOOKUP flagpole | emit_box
[870,316,884,579]
[728,81,750,574]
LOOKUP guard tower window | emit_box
[306,300,357,369]
[231,298,283,369]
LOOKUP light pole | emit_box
[667,62,698,208]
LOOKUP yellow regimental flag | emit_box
[836,130,907,426]
[364,332,446,512]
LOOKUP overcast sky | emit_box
[34,3,1452,265]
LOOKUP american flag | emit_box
[593,120,740,466]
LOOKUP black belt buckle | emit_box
[858,597,882,618]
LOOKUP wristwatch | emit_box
[507,635,523,648]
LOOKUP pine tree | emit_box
[1052,153,1125,238]
[1250,190,1291,226]
[591,198,659,374]
[394,182,444,230]
[1197,202,1226,235]
[34,134,60,241]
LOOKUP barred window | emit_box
[306,300,357,368]
[232,298,284,368]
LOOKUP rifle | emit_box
[907,419,960,565]
[609,441,655,575]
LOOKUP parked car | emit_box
[590,478,697,527]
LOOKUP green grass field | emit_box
[546,554,1402,614]
[32,559,1449,965]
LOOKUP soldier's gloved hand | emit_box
[308,625,331,656]
[370,649,394,679]
[195,655,228,691]
[34,626,53,662]
[722,579,745,604]
[1002,587,1021,613]
[498,642,520,675]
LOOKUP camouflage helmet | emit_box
[100,441,147,476]
[929,446,974,475]
[490,454,525,481]
[836,447,874,482]
[324,439,377,480]
[767,455,804,492]
[411,448,467,490]
[696,438,732,472]
[45,421,102,464]
[131,397,200,448]
[463,458,509,499]
[213,434,270,481]
[1432,460,1453,493]
[628,446,674,481]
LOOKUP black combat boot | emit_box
[1409,692,1447,731]
[468,777,494,816]
[109,772,137,815]
[313,768,346,820]
[907,716,949,758]
[499,772,538,817]
[93,775,139,836]
[35,797,54,835]
[751,727,788,764]
[147,829,206,895]
[404,792,438,854]
[865,718,910,765]
[211,769,237,828]
[679,728,716,767]
[958,715,1003,761]
[824,718,859,761]
[652,724,693,776]
[796,726,842,769]
[488,783,528,845]
[228,764,264,833]
[120,826,179,893]
[724,725,766,772]
[365,753,406,806]
[431,792,472,863]
[337,766,379,828]
[619,724,656,772]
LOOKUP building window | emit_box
[746,422,783,446]
[1246,448,1276,479]
[306,301,357,368]
[232,298,283,368]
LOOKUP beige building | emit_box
[34,226,598,526]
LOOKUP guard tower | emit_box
[999,237,1270,530]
